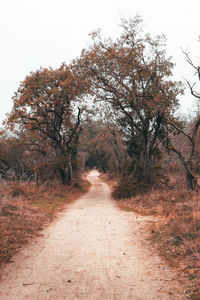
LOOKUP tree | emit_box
[75,16,183,186]
[5,64,88,185]
[164,51,200,190]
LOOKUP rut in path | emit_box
[0,170,186,300]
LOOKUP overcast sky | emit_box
[0,0,200,126]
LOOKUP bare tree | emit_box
[164,50,200,190]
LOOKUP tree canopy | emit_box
[6,64,88,184]
[4,16,188,192]
[74,17,183,183]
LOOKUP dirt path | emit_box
[0,170,187,299]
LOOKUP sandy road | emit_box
[0,170,187,299]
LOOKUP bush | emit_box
[112,176,150,199]
[11,184,25,197]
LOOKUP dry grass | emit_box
[105,173,200,299]
[118,191,200,299]
[0,178,90,269]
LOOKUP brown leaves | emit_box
[4,63,90,184]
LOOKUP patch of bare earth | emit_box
[0,171,187,299]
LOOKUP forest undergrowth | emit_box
[0,177,90,269]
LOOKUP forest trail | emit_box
[0,170,187,300]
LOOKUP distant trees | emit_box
[83,120,125,174]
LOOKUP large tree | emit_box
[75,17,183,184]
[5,64,88,184]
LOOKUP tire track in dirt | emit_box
[0,170,187,299]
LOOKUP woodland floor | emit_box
[0,170,188,299]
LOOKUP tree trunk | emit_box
[142,159,153,180]
[67,160,72,184]
[186,171,199,191]
[111,130,121,173]
[140,146,153,180]
[164,141,200,191]
[59,162,72,186]
[96,152,106,173]
[59,169,69,185]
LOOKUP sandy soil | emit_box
[0,170,187,300]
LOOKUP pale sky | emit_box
[0,0,200,126]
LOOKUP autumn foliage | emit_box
[1,16,200,299]
[73,17,183,193]
[5,64,88,184]
[1,16,199,194]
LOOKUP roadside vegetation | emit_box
[111,176,200,299]
[1,15,200,298]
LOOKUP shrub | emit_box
[112,176,150,199]
[11,184,25,197]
